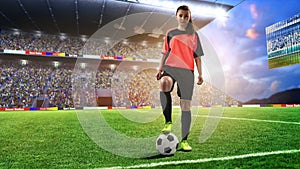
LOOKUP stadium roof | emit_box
[0,0,243,37]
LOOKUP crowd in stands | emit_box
[111,41,161,60]
[0,58,238,109]
[0,61,52,108]
[71,68,101,107]
[0,30,239,109]
[111,68,160,107]
[0,30,85,56]
[0,30,162,60]
[267,28,300,54]
[47,67,74,108]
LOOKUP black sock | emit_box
[160,91,172,123]
[181,110,191,140]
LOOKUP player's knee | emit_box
[160,76,173,92]
[180,100,191,111]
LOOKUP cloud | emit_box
[250,4,259,19]
[246,28,259,39]
[245,4,260,40]
[201,0,300,102]
[269,80,281,92]
[225,75,268,102]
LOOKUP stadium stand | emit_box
[0,30,162,59]
[0,30,85,56]
[0,30,239,109]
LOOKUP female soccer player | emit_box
[156,5,204,151]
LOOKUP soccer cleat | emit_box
[161,122,172,133]
[177,140,192,151]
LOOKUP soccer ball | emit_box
[156,133,179,155]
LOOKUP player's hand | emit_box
[197,76,203,85]
[156,70,162,80]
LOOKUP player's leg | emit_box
[177,98,193,151]
[176,85,192,141]
[180,99,192,141]
[160,75,174,133]
[176,70,194,151]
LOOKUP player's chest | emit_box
[169,34,196,47]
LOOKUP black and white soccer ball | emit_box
[156,133,179,155]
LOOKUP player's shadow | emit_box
[143,153,174,159]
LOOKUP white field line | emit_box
[96,149,300,169]
[195,115,300,125]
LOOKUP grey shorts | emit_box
[162,66,194,100]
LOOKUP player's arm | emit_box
[194,32,204,85]
[156,53,166,80]
[157,32,170,80]
[195,57,203,85]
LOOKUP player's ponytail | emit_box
[186,20,195,35]
[176,5,196,35]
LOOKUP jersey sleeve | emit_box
[162,31,171,55]
[194,32,204,58]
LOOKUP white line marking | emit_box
[96,149,300,169]
[195,115,300,125]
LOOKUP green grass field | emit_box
[1,107,300,169]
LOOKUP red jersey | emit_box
[162,28,203,71]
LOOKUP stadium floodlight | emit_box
[53,61,60,68]
[81,35,88,42]
[21,60,27,66]
[141,41,147,47]
[122,39,129,45]
[148,34,160,38]
[34,31,42,37]
[59,33,67,40]
[80,63,86,69]
[152,27,163,35]
[113,23,126,31]
[157,42,163,48]
[148,27,163,38]
[132,65,138,71]
[104,37,112,44]
[133,26,145,34]
[12,28,20,35]
[109,64,116,70]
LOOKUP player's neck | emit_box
[177,25,186,31]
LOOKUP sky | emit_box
[201,0,300,102]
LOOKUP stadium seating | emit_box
[0,30,239,109]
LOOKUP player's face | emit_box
[176,9,191,28]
